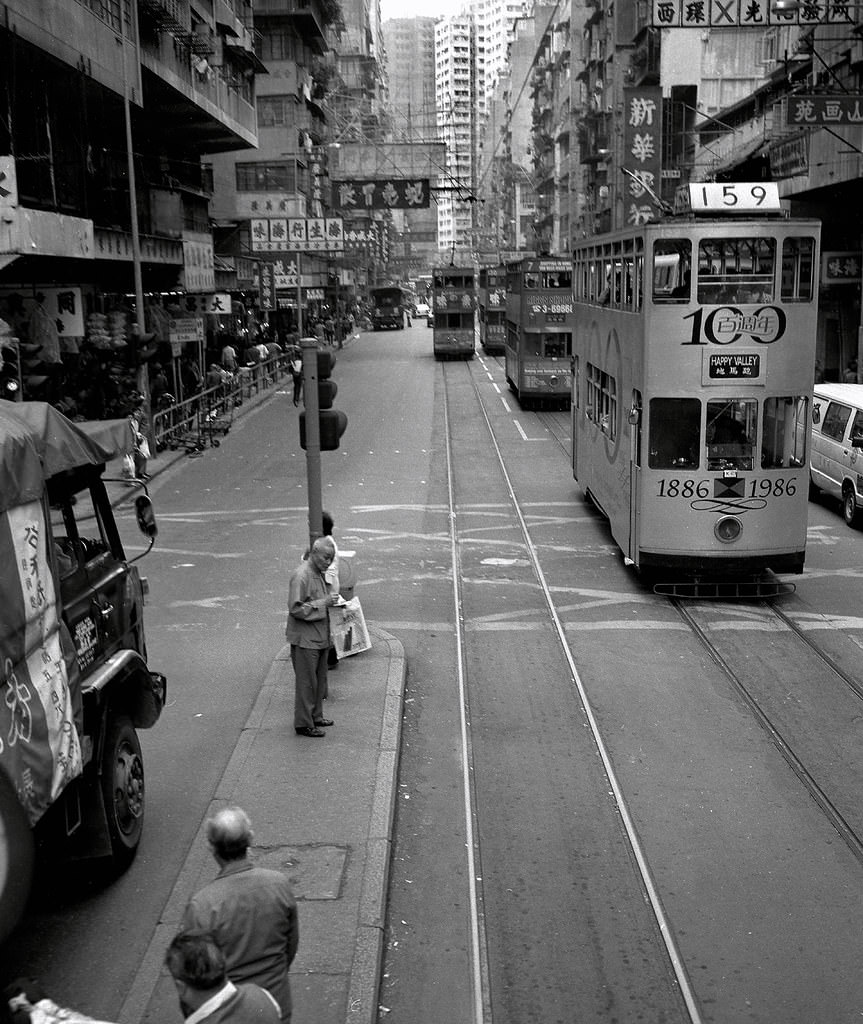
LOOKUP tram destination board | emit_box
[708,352,761,379]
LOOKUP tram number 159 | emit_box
[656,478,799,498]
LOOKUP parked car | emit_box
[415,302,430,318]
[810,383,863,525]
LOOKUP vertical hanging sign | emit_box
[623,86,663,226]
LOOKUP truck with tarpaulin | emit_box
[0,402,166,944]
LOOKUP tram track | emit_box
[444,357,702,1024]
[671,598,863,872]
[441,352,863,1021]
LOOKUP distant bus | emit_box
[479,265,506,355]
[370,286,408,330]
[432,266,476,360]
[504,256,573,406]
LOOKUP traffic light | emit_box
[299,349,348,451]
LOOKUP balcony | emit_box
[254,0,329,51]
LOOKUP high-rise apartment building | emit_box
[435,14,477,254]
[382,18,437,142]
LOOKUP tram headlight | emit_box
[549,374,559,388]
[714,516,742,544]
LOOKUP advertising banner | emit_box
[332,179,430,211]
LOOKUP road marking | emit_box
[514,420,528,440]
[492,383,501,393]
[500,397,511,412]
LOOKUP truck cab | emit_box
[0,402,166,944]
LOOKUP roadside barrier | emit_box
[153,355,288,454]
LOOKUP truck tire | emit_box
[843,483,861,528]
[101,714,144,867]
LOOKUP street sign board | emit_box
[652,0,857,26]
[250,217,344,253]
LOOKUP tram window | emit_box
[781,237,815,301]
[706,399,757,471]
[523,332,543,356]
[653,240,691,302]
[648,398,700,469]
[524,272,540,289]
[586,362,617,439]
[762,396,808,469]
[544,333,571,358]
[542,268,572,289]
[697,238,775,304]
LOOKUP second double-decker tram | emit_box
[504,257,574,407]
[571,182,820,593]
[432,266,476,360]
[478,264,507,354]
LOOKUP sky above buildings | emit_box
[380,0,464,22]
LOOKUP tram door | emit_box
[628,390,643,561]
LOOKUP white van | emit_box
[810,383,863,526]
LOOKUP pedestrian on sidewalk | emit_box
[289,349,302,406]
[166,931,281,1024]
[180,806,299,1023]
[285,535,340,737]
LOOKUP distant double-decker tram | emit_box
[504,257,573,407]
[432,266,476,360]
[571,182,821,595]
[478,265,507,355]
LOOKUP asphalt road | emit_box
[5,325,863,1023]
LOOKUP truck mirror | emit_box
[134,495,158,539]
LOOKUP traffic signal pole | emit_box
[301,335,323,548]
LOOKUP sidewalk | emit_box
[119,629,406,1024]
[108,330,408,1024]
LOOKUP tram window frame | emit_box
[652,240,692,303]
[648,398,700,470]
[762,395,808,469]
[697,237,775,304]
[706,398,757,471]
[780,236,816,302]
[586,361,617,439]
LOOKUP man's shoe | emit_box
[313,718,334,727]
[295,726,326,738]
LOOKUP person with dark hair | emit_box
[165,932,281,1023]
[180,807,299,1022]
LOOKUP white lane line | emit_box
[514,420,528,440]
[500,397,511,412]
[492,383,501,393]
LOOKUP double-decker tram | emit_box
[504,256,574,407]
[478,264,507,354]
[571,182,820,595]
[432,265,476,360]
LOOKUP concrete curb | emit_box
[347,627,405,1024]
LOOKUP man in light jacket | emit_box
[285,536,340,737]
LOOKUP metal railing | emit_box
[152,354,289,454]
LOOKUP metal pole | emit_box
[119,30,149,414]
[301,335,322,548]
[296,251,303,338]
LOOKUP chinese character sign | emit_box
[331,179,430,211]
[623,86,663,226]
[785,95,863,128]
[250,218,344,253]
[652,0,855,26]
[822,251,862,284]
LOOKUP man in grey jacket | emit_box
[180,808,297,1021]
[285,536,340,737]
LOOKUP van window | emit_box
[851,409,863,444]
[762,396,807,468]
[822,402,853,442]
